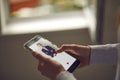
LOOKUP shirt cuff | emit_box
[56,71,77,80]
[89,44,119,65]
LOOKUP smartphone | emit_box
[24,35,80,72]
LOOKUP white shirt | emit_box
[56,43,120,80]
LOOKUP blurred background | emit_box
[0,0,120,80]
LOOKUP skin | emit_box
[57,44,91,67]
[32,52,65,80]
[32,44,91,80]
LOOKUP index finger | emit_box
[56,44,75,53]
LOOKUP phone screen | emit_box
[24,35,80,72]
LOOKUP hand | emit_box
[57,44,91,67]
[32,52,65,80]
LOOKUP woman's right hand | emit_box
[56,44,91,67]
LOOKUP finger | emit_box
[32,51,46,62]
[39,61,44,67]
[38,62,44,71]
[56,44,75,53]
[56,44,79,59]
[65,51,79,59]
[32,51,38,57]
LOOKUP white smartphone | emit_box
[24,35,80,72]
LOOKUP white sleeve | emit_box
[90,43,119,65]
[56,71,77,80]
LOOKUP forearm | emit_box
[90,43,120,65]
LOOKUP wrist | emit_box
[79,45,91,67]
[85,46,91,65]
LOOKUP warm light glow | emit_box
[5,15,88,34]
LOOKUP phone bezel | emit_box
[67,59,80,72]
[24,35,41,51]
